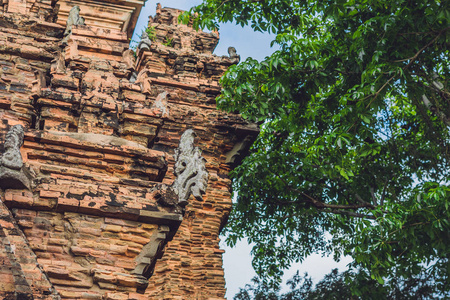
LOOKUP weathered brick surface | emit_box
[137,7,255,299]
[0,1,256,299]
[0,191,59,299]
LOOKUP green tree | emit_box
[234,268,440,299]
[183,0,450,295]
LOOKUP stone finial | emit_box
[137,34,152,52]
[171,129,208,206]
[1,125,24,170]
[62,6,85,45]
[228,46,240,64]
[0,125,31,189]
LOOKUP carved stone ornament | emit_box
[151,91,170,118]
[171,129,208,206]
[129,71,138,83]
[228,46,241,64]
[134,69,152,94]
[132,225,170,286]
[137,33,152,52]
[225,135,253,167]
[121,49,136,71]
[50,51,66,74]
[0,125,31,189]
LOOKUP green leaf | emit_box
[193,0,450,292]
[339,169,350,180]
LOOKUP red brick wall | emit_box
[0,3,255,299]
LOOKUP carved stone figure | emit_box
[121,49,136,71]
[137,33,152,52]
[171,129,208,206]
[0,125,31,189]
[129,71,138,83]
[152,91,170,118]
[228,46,241,64]
[134,69,152,93]
[1,125,24,170]
[62,6,85,45]
[51,51,66,74]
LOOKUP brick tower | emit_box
[0,0,256,299]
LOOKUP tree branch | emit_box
[322,209,376,219]
[206,0,230,19]
[398,27,449,68]
[380,178,388,206]
[266,162,382,221]
[355,193,376,209]
[363,26,449,109]
[301,192,372,210]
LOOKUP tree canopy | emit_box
[234,268,439,300]
[183,0,450,295]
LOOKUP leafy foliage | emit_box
[144,26,157,41]
[184,0,450,296]
[234,268,444,300]
[163,37,174,47]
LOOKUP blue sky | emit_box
[132,0,277,61]
[134,1,352,298]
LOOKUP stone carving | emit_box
[121,49,136,71]
[129,71,138,83]
[0,125,31,189]
[62,6,85,45]
[50,51,66,74]
[152,91,170,118]
[134,69,152,94]
[1,125,24,170]
[137,33,152,52]
[228,46,240,64]
[226,135,253,167]
[132,225,170,285]
[171,129,208,206]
